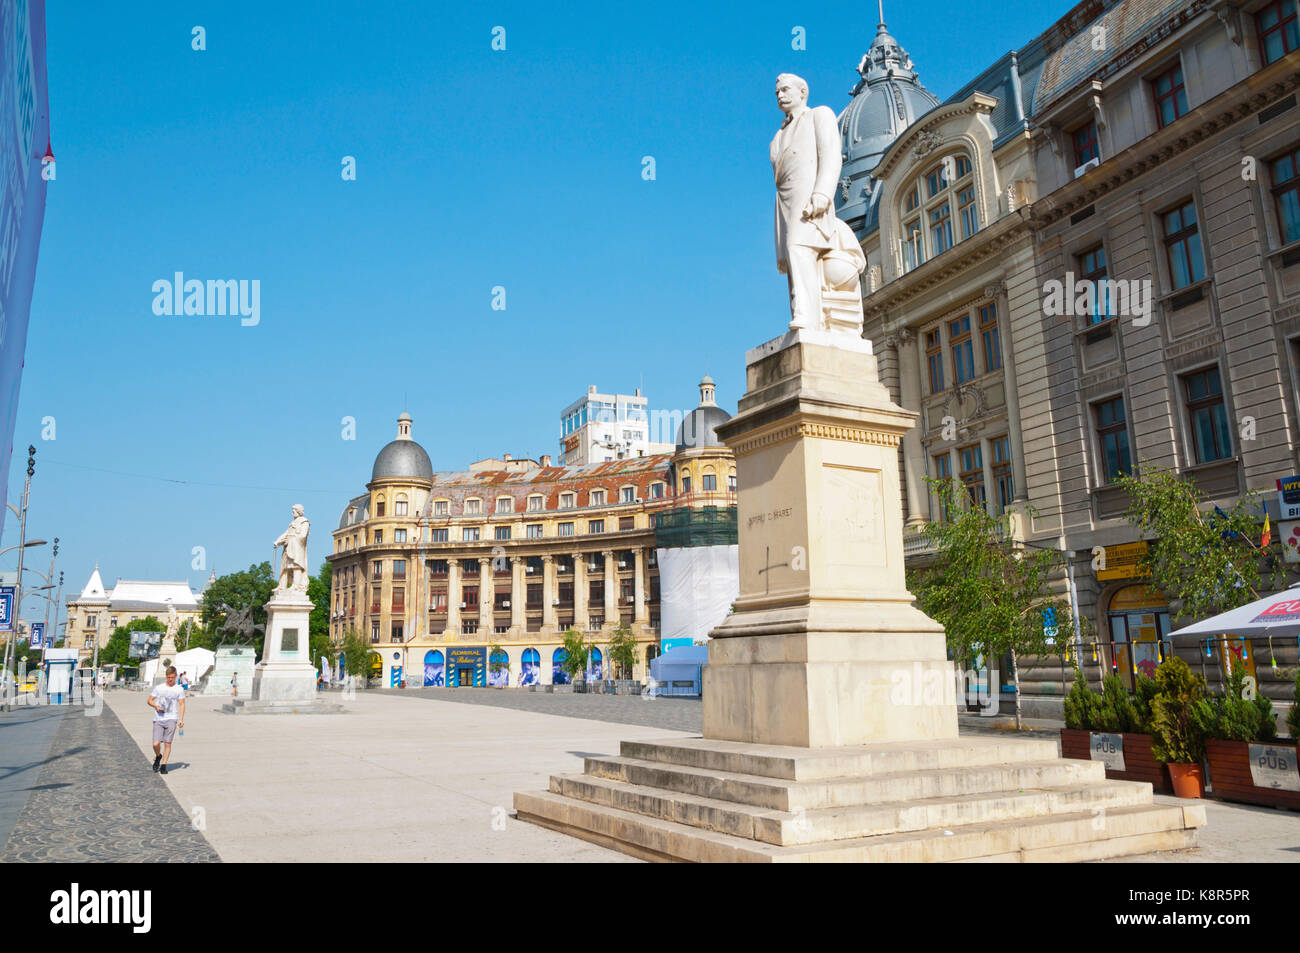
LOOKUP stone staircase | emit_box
[514,735,1206,862]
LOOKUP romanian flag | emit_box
[1262,513,1272,548]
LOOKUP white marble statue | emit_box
[275,504,310,593]
[771,73,866,331]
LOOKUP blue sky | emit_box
[4,0,1068,619]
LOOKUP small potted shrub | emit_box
[1060,668,1170,791]
[1149,656,1207,798]
[1197,666,1300,809]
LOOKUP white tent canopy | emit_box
[171,648,216,685]
[1168,584,1300,640]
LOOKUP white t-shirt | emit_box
[150,684,186,722]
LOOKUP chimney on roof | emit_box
[504,453,512,461]
[541,454,552,467]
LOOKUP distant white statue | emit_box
[771,73,866,333]
[275,504,311,593]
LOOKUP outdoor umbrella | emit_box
[1168,583,1300,641]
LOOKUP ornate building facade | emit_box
[64,568,204,659]
[849,0,1300,714]
[329,382,737,688]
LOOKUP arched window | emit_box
[901,152,976,273]
[423,650,444,687]
[552,647,570,685]
[520,648,540,686]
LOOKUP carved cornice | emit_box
[731,422,904,457]
[1030,65,1300,230]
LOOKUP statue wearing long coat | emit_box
[770,104,842,273]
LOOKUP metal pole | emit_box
[3,447,34,711]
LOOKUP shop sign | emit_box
[1089,732,1126,772]
[1095,542,1150,581]
[1277,475,1300,518]
[1248,744,1300,791]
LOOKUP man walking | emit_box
[147,665,186,775]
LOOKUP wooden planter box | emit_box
[1060,729,1173,794]
[1205,739,1300,810]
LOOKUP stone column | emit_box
[478,557,493,633]
[573,554,588,632]
[603,550,618,628]
[541,554,557,633]
[445,559,461,636]
[510,556,525,633]
[633,547,648,624]
[897,328,930,526]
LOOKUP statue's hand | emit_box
[803,192,830,219]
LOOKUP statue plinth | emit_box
[701,328,957,747]
[250,589,317,704]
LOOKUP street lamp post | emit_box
[2,446,38,710]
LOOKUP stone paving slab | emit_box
[373,686,703,733]
[0,700,219,863]
[0,704,67,851]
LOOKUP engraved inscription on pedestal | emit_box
[282,627,299,654]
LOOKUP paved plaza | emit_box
[0,687,1297,862]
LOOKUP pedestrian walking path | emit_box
[376,686,703,732]
[0,704,67,852]
[105,689,695,862]
[0,697,218,862]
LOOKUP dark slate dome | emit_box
[371,413,434,482]
[675,376,732,451]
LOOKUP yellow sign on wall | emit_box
[1096,541,1151,581]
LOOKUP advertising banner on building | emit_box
[0,0,50,541]
[447,646,485,686]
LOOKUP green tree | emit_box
[1117,463,1283,623]
[1149,656,1207,764]
[307,560,334,670]
[98,616,166,667]
[560,628,589,684]
[908,479,1079,729]
[200,562,275,655]
[340,628,372,679]
[606,623,638,681]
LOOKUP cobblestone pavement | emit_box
[0,698,220,862]
[0,704,67,850]
[374,686,704,733]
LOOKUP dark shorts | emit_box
[152,720,178,744]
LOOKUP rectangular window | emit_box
[1163,200,1204,289]
[372,530,383,544]
[929,202,954,255]
[558,521,574,537]
[728,473,737,492]
[1071,121,1099,167]
[1094,396,1131,484]
[434,500,449,516]
[494,525,511,541]
[957,185,977,240]
[1152,64,1188,128]
[620,579,635,603]
[391,623,403,643]
[372,561,382,580]
[464,499,481,515]
[955,154,972,178]
[1271,147,1300,245]
[926,329,945,394]
[1258,0,1300,64]
[949,315,974,385]
[702,473,717,491]
[991,435,1014,512]
[1184,367,1233,464]
[959,444,986,508]
[903,219,923,272]
[429,528,448,543]
[620,486,635,503]
[394,501,408,516]
[590,489,606,506]
[394,529,407,543]
[376,501,385,517]
[926,165,948,197]
[560,492,575,508]
[430,591,447,611]
[933,453,953,520]
[526,583,543,609]
[462,527,480,542]
[392,559,406,580]
[589,580,604,605]
[682,475,692,493]
[429,560,448,576]
[527,496,544,512]
[1078,246,1111,323]
[391,588,404,612]
[649,482,664,499]
[462,585,478,608]
[619,516,634,531]
[978,304,1001,371]
[371,623,380,643]
[904,184,919,212]
[588,520,605,534]
[496,498,512,514]
[558,582,574,605]
[526,523,544,539]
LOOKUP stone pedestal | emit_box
[203,644,258,696]
[702,329,956,747]
[250,591,318,704]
